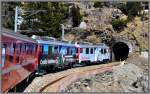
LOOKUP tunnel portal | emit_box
[113,42,129,61]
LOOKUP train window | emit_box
[54,46,58,50]
[104,48,107,54]
[29,44,33,55]
[70,49,73,54]
[35,45,38,54]
[76,48,79,53]
[27,44,30,55]
[2,44,6,67]
[66,47,72,55]
[5,43,14,63]
[67,47,70,55]
[22,44,25,62]
[48,46,52,59]
[19,44,23,64]
[107,48,110,53]
[86,48,89,54]
[16,44,20,64]
[53,46,58,58]
[3,43,14,64]
[90,48,93,54]
[26,44,29,55]
[41,45,43,54]
[59,46,62,52]
[80,48,83,53]
[43,45,48,55]
[9,43,14,63]
[30,44,33,55]
[101,49,103,54]
[32,44,35,56]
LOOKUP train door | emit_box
[37,45,43,68]
[85,47,90,61]
[48,45,53,59]
[65,46,73,63]
[72,47,76,58]
[39,44,48,65]
[59,46,65,64]
[103,48,107,60]
[28,43,34,60]
[76,47,80,63]
[104,47,110,61]
[50,45,58,62]
[97,47,103,62]
[107,47,111,60]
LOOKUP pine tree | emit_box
[71,5,82,27]
[21,2,69,37]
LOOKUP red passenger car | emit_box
[1,28,38,92]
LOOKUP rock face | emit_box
[64,62,148,92]
[79,21,87,29]
[64,2,148,53]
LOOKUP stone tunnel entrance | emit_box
[112,42,129,61]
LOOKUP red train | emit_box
[1,28,39,92]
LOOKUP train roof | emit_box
[37,40,75,47]
[1,28,37,43]
[76,41,108,48]
[37,39,109,48]
[77,44,108,48]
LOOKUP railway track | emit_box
[24,62,121,92]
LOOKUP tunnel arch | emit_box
[112,42,129,61]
